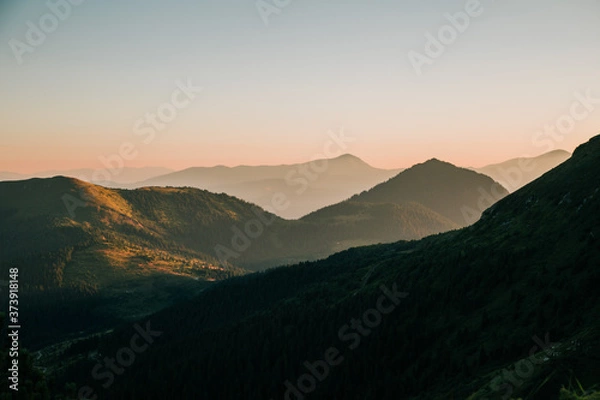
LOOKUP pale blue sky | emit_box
[1,0,599,172]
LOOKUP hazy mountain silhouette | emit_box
[0,167,174,186]
[47,135,600,400]
[338,158,510,227]
[0,171,28,180]
[132,154,402,219]
[474,149,571,192]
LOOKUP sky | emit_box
[1,0,599,173]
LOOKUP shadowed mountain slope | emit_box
[305,158,509,227]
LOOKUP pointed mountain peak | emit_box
[546,149,571,156]
[335,153,361,160]
[331,153,365,163]
[328,153,372,168]
[410,158,457,170]
[422,158,447,164]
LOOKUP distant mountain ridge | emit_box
[0,166,174,185]
[131,154,403,219]
[4,151,558,220]
[473,149,571,192]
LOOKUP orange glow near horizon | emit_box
[1,1,599,175]
[1,131,594,175]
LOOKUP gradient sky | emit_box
[1,0,599,173]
